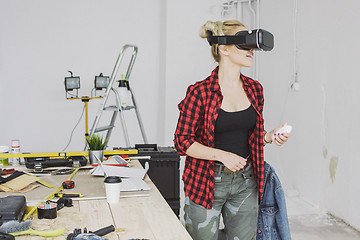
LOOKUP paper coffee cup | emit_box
[104,176,122,204]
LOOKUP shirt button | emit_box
[257,229,261,234]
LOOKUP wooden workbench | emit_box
[0,161,192,240]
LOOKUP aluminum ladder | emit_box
[87,44,148,149]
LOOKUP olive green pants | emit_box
[184,164,258,240]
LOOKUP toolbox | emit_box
[25,156,87,170]
[0,196,27,225]
[116,144,181,217]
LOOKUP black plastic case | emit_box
[25,156,87,169]
[0,196,27,225]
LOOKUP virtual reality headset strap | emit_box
[207,29,274,51]
[207,32,247,46]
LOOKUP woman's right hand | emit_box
[185,142,247,172]
[219,151,247,172]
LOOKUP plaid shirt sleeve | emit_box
[173,84,204,156]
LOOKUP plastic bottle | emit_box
[118,79,129,108]
[11,139,21,166]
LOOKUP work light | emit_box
[94,73,110,90]
[64,71,80,91]
[65,76,80,91]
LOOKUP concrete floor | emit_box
[179,193,360,240]
[287,195,360,240]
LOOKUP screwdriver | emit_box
[55,193,84,198]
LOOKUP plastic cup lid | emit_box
[104,176,122,183]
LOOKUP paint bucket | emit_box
[0,146,9,167]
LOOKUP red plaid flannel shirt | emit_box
[174,66,265,209]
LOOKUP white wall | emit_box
[0,0,162,152]
[259,0,360,231]
[1,0,359,231]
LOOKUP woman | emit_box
[173,20,290,240]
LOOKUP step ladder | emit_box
[86,45,148,149]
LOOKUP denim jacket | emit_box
[257,161,291,240]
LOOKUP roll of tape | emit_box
[38,203,57,219]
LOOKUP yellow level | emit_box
[0,149,138,159]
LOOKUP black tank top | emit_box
[214,105,257,158]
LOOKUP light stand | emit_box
[64,72,111,143]
[66,96,102,142]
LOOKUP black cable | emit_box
[62,104,86,151]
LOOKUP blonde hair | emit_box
[199,20,245,62]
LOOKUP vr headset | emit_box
[207,29,274,51]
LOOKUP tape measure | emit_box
[62,180,75,189]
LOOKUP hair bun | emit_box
[199,21,223,38]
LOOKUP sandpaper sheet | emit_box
[0,174,39,191]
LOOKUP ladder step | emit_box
[123,106,136,110]
[103,106,118,111]
[103,106,136,111]
[95,125,115,133]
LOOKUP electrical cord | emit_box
[66,91,78,98]
[62,105,86,151]
[274,0,299,194]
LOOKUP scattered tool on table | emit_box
[0,196,27,225]
[55,197,73,209]
[55,193,84,198]
[0,168,15,176]
[128,239,150,240]
[36,197,73,220]
[37,202,58,219]
[62,180,75,189]
[0,220,65,237]
[67,225,115,240]
[52,168,76,175]
[0,232,14,240]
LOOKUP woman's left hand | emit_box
[268,123,291,146]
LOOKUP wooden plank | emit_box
[79,199,119,239]
[110,198,156,239]
[141,178,192,240]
